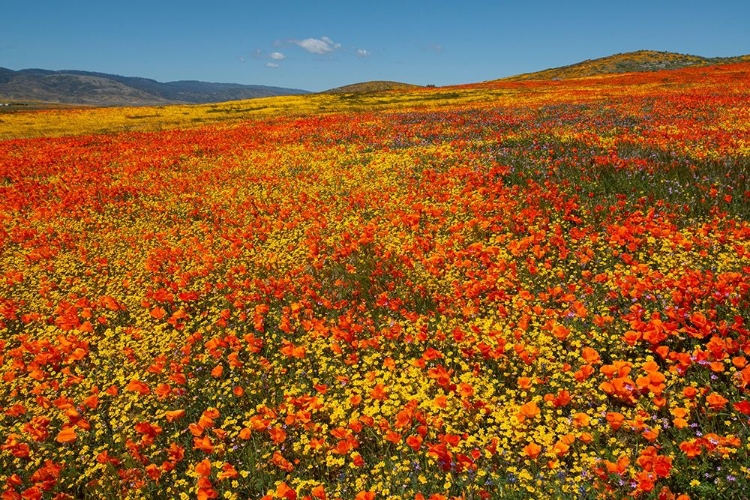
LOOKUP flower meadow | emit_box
[1,63,749,500]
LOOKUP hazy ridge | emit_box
[0,68,310,106]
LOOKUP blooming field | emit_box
[0,63,749,499]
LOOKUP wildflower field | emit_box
[1,62,749,500]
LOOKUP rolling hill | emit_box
[0,68,309,106]
[323,81,422,94]
[500,50,750,82]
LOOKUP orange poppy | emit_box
[517,401,540,421]
[195,459,212,477]
[706,392,728,410]
[523,442,542,459]
[276,482,297,500]
[165,409,185,423]
[55,427,76,443]
[370,383,388,400]
[406,434,423,451]
[268,426,287,444]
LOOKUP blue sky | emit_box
[2,1,749,92]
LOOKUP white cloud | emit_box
[265,62,279,69]
[357,49,370,58]
[270,52,286,61]
[294,37,341,55]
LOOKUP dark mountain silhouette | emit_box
[0,68,310,106]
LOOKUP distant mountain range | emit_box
[0,68,309,106]
[499,50,750,82]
